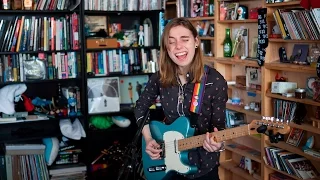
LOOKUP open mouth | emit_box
[175,52,188,60]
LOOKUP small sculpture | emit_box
[237,5,248,20]
[68,87,77,117]
[302,136,314,151]
[138,25,144,46]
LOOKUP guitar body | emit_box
[141,117,197,180]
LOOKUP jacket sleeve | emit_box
[134,72,160,125]
[210,79,228,131]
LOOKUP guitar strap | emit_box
[189,65,209,127]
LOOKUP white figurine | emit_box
[138,25,144,46]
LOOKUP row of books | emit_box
[1,0,79,10]
[86,49,158,76]
[273,99,297,122]
[264,146,319,179]
[0,52,79,83]
[0,13,80,53]
[273,8,320,40]
[176,0,214,18]
[0,143,49,180]
[84,0,164,11]
[49,163,86,180]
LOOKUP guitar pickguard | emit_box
[163,130,191,174]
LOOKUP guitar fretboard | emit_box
[177,125,250,151]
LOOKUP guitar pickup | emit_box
[148,165,166,172]
[159,142,165,158]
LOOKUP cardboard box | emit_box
[87,38,118,49]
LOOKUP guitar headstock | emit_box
[249,116,291,135]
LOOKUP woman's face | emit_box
[167,25,199,68]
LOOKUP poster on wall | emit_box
[119,75,149,108]
[87,77,120,114]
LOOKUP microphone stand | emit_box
[117,110,150,180]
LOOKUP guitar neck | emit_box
[177,125,250,151]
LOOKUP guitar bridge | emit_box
[159,142,165,158]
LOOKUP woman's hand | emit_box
[145,138,162,160]
[203,127,223,152]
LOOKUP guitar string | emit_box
[161,131,247,149]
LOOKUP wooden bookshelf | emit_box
[169,0,320,179]
[214,57,260,67]
[263,0,320,175]
[228,85,261,94]
[213,0,264,179]
[225,142,261,163]
[226,104,261,117]
[265,61,316,74]
[289,121,320,135]
[187,16,215,21]
[265,1,301,7]
[265,141,320,163]
[220,160,261,180]
[269,38,320,43]
[265,90,320,107]
[218,19,258,24]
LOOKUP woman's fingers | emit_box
[145,139,162,159]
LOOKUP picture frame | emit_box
[286,128,304,147]
[87,77,120,114]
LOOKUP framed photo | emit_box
[119,75,149,108]
[250,37,258,58]
[87,77,120,114]
[286,128,304,147]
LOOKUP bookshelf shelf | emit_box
[226,104,261,117]
[214,57,260,67]
[198,36,215,40]
[269,38,320,43]
[218,19,258,24]
[289,121,320,135]
[187,16,215,21]
[225,142,262,163]
[249,135,261,141]
[266,90,320,106]
[265,61,316,74]
[84,10,164,15]
[228,85,261,94]
[87,72,153,78]
[86,46,160,51]
[166,1,176,5]
[220,160,261,180]
[265,164,301,180]
[265,141,320,163]
[0,50,80,55]
[0,78,81,86]
[265,1,301,7]
[0,10,78,14]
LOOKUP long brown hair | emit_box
[159,17,204,87]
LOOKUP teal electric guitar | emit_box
[141,116,290,180]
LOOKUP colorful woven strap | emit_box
[190,66,209,114]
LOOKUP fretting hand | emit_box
[203,127,223,152]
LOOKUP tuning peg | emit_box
[286,120,289,124]
[270,117,274,122]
